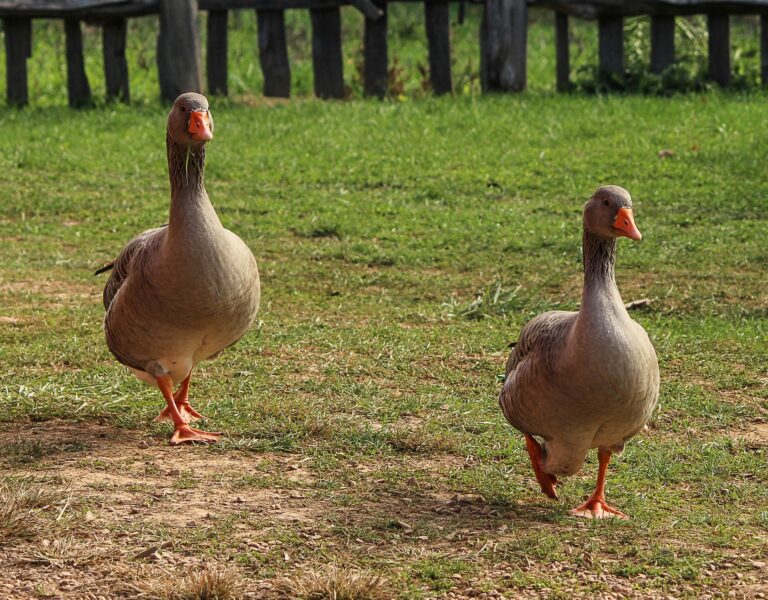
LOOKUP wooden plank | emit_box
[207,9,228,95]
[0,0,155,18]
[762,13,768,87]
[598,14,623,78]
[157,0,203,103]
[31,0,768,21]
[102,18,129,102]
[348,0,382,19]
[481,0,527,93]
[424,0,451,95]
[555,11,569,91]
[310,6,344,99]
[707,13,730,86]
[65,18,92,107]
[0,0,377,18]
[1,1,761,22]
[363,0,387,97]
[650,14,675,74]
[1,0,125,10]
[257,9,290,97]
[3,16,31,107]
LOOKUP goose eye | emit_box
[603,199,609,206]
[180,106,186,112]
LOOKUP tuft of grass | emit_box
[384,425,458,454]
[134,564,244,600]
[29,537,95,566]
[0,493,35,542]
[411,558,473,592]
[295,223,344,239]
[445,280,526,320]
[0,477,63,543]
[277,565,391,600]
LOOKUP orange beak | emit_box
[188,110,213,141]
[613,207,642,240]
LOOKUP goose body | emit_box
[499,186,659,518]
[100,93,260,444]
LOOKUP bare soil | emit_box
[1,421,766,600]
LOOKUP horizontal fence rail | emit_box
[2,0,768,106]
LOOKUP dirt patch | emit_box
[1,421,765,599]
[0,278,99,308]
[0,421,329,599]
[740,422,768,448]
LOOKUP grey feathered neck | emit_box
[167,131,206,194]
[582,229,617,287]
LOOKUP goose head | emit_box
[584,185,642,241]
[167,93,214,146]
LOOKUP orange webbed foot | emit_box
[154,402,205,423]
[177,402,206,422]
[524,434,558,499]
[570,498,629,520]
[154,404,175,423]
[569,448,628,519]
[154,375,205,423]
[169,424,222,446]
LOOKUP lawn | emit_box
[1,8,768,600]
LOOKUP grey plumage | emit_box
[499,185,659,518]
[98,93,260,444]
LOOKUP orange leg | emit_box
[156,375,221,446]
[569,448,628,520]
[524,434,558,499]
[154,374,205,423]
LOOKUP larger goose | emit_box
[98,93,261,445]
[499,186,659,519]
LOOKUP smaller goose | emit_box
[499,186,659,519]
[98,93,261,445]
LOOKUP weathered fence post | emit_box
[3,17,32,107]
[555,12,569,91]
[65,19,92,108]
[707,13,730,86]
[481,0,527,92]
[257,10,291,98]
[311,7,345,99]
[762,13,768,87]
[157,0,203,103]
[425,0,452,94]
[207,10,228,95]
[650,15,675,74]
[598,15,624,79]
[103,19,130,103]
[364,1,388,97]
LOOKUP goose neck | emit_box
[166,133,221,238]
[582,229,617,289]
[167,132,206,196]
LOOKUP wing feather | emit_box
[98,225,167,311]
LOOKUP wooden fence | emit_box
[2,0,768,107]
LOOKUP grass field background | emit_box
[1,6,767,600]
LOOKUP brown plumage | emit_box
[499,185,659,519]
[99,93,260,445]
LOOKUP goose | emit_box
[499,185,659,519]
[97,93,261,445]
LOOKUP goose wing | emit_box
[97,225,167,311]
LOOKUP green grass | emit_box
[1,91,765,598]
[1,12,768,599]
